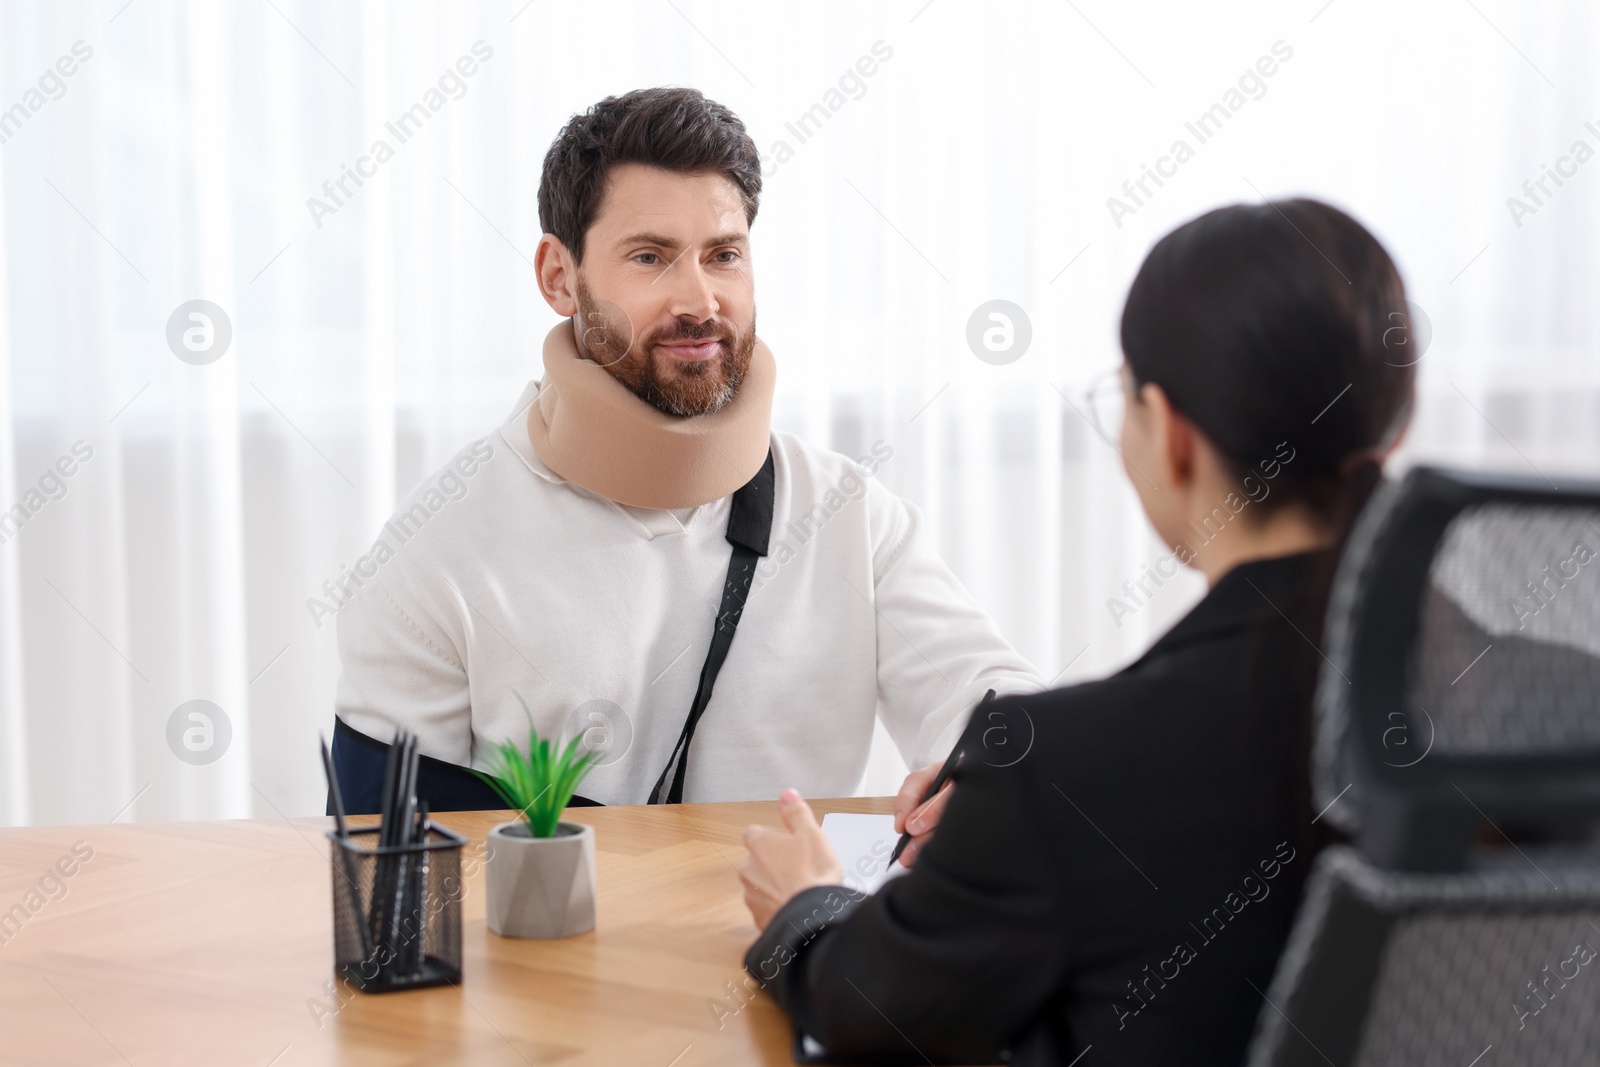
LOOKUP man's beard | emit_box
[574,278,755,418]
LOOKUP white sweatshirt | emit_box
[332,381,1042,804]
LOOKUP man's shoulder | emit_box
[390,432,512,522]
[770,430,899,495]
[374,416,560,564]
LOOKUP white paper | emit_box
[821,812,909,895]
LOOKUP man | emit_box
[330,87,1039,813]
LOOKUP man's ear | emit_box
[1143,381,1197,492]
[535,234,579,316]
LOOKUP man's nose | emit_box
[663,257,720,321]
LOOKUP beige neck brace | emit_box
[526,323,776,510]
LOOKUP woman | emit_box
[736,198,1416,1066]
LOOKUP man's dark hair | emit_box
[538,87,762,263]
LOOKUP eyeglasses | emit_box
[1084,367,1128,442]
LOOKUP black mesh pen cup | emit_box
[327,823,467,992]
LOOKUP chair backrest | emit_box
[1245,846,1600,1067]
[1312,466,1600,870]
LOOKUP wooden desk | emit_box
[0,797,894,1066]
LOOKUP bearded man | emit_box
[330,87,1039,822]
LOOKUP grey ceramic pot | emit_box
[485,820,596,939]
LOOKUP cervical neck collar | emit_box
[525,322,776,510]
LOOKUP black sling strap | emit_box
[647,448,776,804]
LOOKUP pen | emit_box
[371,731,406,959]
[320,734,350,840]
[384,733,419,969]
[320,733,374,960]
[887,689,995,869]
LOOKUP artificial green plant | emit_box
[473,699,598,838]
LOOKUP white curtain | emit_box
[0,0,1594,825]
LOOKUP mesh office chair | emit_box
[1311,466,1600,871]
[1245,467,1600,1066]
[1245,846,1600,1067]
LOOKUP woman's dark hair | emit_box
[1119,198,1418,851]
[1121,197,1415,521]
[538,87,762,264]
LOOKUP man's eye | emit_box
[634,252,660,265]
[715,250,740,263]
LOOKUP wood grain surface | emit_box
[0,797,898,1066]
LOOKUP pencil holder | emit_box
[327,823,467,992]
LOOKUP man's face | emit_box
[551,163,756,417]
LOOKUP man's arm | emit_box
[333,569,474,789]
[866,483,1043,769]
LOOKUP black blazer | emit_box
[746,551,1331,1066]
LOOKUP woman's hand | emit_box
[739,789,844,930]
[891,763,954,869]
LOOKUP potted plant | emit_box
[474,721,600,939]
